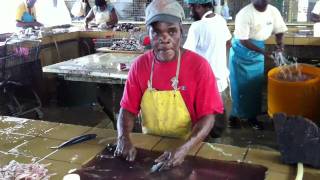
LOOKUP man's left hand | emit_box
[275,44,285,52]
[114,136,137,162]
[154,147,189,171]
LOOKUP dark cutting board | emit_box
[74,145,267,180]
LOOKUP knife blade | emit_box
[150,162,165,173]
[50,134,97,149]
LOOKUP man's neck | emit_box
[202,9,214,18]
[253,4,267,12]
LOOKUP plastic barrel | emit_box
[268,64,320,122]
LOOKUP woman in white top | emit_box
[228,0,287,130]
[85,0,118,29]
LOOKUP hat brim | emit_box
[146,14,181,26]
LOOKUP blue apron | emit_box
[22,12,35,23]
[229,38,265,118]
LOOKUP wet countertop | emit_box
[43,25,320,46]
[41,27,320,46]
[58,28,320,46]
[2,24,320,47]
[42,52,140,84]
[1,116,320,180]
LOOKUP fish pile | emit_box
[110,38,142,51]
[275,68,315,82]
[113,23,141,32]
[273,52,315,82]
[0,160,53,180]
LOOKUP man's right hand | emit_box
[263,51,274,61]
[114,136,137,162]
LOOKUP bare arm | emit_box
[117,108,135,138]
[84,9,94,28]
[114,108,137,161]
[311,13,320,23]
[180,114,215,152]
[226,39,231,65]
[240,39,265,55]
[275,33,285,51]
[106,9,118,27]
[155,114,215,168]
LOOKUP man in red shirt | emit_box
[114,0,223,169]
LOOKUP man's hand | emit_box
[154,146,189,171]
[151,114,215,172]
[275,44,285,52]
[114,136,137,161]
[98,23,107,29]
[263,51,273,60]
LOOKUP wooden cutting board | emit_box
[72,145,267,180]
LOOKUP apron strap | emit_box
[148,58,155,89]
[172,50,181,90]
[148,50,181,90]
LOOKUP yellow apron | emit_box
[140,51,192,139]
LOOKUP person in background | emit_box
[311,1,320,37]
[16,0,43,28]
[183,0,231,138]
[114,0,223,169]
[35,0,72,27]
[228,0,287,130]
[71,0,91,19]
[139,33,151,51]
[85,0,118,29]
[221,0,230,20]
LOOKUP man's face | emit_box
[149,21,182,61]
[252,0,269,9]
[26,0,36,7]
[189,4,202,21]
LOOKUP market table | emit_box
[1,116,320,180]
[42,52,140,124]
[42,52,139,84]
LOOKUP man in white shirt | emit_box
[311,1,320,37]
[184,0,231,137]
[229,0,287,130]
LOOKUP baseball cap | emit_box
[145,0,185,26]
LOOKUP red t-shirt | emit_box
[120,50,223,124]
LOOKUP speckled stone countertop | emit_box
[42,52,140,84]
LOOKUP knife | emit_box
[50,134,97,149]
[150,151,172,173]
[150,162,165,173]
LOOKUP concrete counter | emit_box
[42,52,139,84]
